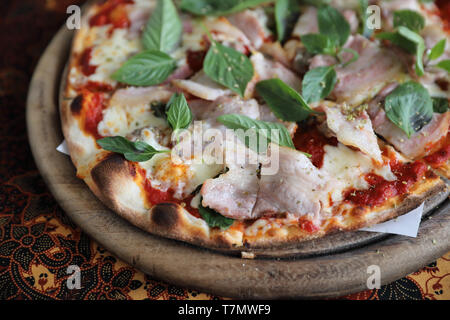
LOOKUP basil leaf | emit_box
[432,97,449,113]
[142,0,182,53]
[203,41,254,97]
[377,27,425,76]
[398,27,425,76]
[436,59,450,72]
[180,0,271,16]
[275,0,300,43]
[97,136,169,162]
[255,78,312,122]
[384,81,433,138]
[301,33,336,55]
[428,39,446,61]
[112,50,177,86]
[359,0,372,38]
[317,5,351,46]
[217,114,295,150]
[198,199,234,230]
[166,93,193,130]
[393,10,425,33]
[302,66,337,103]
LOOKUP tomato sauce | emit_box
[436,0,450,32]
[89,0,134,29]
[79,48,97,76]
[84,81,114,92]
[138,167,201,218]
[344,160,428,207]
[299,218,320,233]
[81,89,105,139]
[293,125,338,168]
[424,141,450,167]
[186,49,208,74]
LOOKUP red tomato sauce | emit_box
[293,125,338,168]
[90,0,134,29]
[79,48,97,76]
[424,142,450,167]
[138,168,201,218]
[81,89,105,139]
[299,218,320,233]
[186,49,208,74]
[344,160,428,207]
[436,0,450,32]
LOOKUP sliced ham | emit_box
[372,109,450,159]
[292,6,359,38]
[201,139,261,219]
[109,86,173,108]
[331,35,404,106]
[172,71,232,101]
[323,104,383,163]
[252,145,334,220]
[204,16,252,53]
[250,52,302,92]
[227,9,269,50]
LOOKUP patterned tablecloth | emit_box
[0,0,449,300]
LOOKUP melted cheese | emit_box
[321,143,396,202]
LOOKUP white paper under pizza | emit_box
[56,140,424,237]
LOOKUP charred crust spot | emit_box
[151,203,180,229]
[91,154,127,192]
[70,95,83,114]
[129,163,137,178]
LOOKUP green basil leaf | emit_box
[142,0,182,53]
[428,39,446,61]
[359,0,372,38]
[203,41,254,97]
[377,27,425,76]
[97,136,169,162]
[301,33,336,55]
[112,50,177,86]
[217,114,295,150]
[180,0,271,16]
[398,26,425,76]
[436,59,450,72]
[302,66,337,103]
[275,0,300,43]
[198,199,234,230]
[166,93,193,130]
[384,81,433,138]
[393,9,425,33]
[300,0,331,6]
[317,5,351,46]
[432,97,449,113]
[255,78,312,122]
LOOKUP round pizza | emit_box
[60,0,450,252]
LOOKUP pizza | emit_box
[60,0,450,253]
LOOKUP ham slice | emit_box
[201,138,261,219]
[292,6,359,38]
[323,104,383,163]
[252,145,334,220]
[331,35,404,106]
[227,9,269,50]
[172,71,232,101]
[250,52,302,92]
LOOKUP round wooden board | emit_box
[26,25,450,299]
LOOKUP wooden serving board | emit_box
[26,25,450,299]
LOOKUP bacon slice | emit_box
[371,108,450,159]
[227,9,269,50]
[252,145,334,220]
[201,139,260,219]
[250,52,302,92]
[331,35,404,106]
[323,104,383,163]
[172,71,232,101]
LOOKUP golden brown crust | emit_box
[60,0,450,253]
